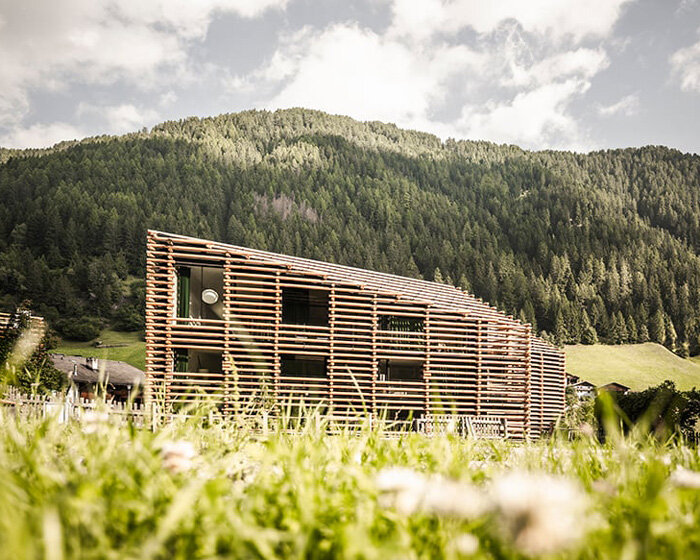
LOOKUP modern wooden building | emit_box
[145,230,566,438]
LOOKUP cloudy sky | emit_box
[1,0,698,153]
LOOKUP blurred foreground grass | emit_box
[2,408,700,560]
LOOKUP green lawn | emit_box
[55,329,146,370]
[565,342,700,391]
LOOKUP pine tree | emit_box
[458,274,472,293]
[626,314,638,343]
[553,309,568,346]
[638,324,650,343]
[664,313,678,351]
[649,309,666,344]
[581,309,598,345]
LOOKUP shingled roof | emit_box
[152,230,517,322]
[51,354,144,386]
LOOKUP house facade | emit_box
[145,230,566,438]
[572,381,597,399]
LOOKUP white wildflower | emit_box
[160,441,197,474]
[468,460,488,471]
[270,464,284,479]
[422,477,488,518]
[225,451,259,488]
[376,467,487,518]
[453,533,479,556]
[490,471,588,556]
[81,410,110,434]
[376,467,427,515]
[661,454,672,466]
[669,466,700,489]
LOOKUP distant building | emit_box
[566,373,580,386]
[572,381,597,399]
[600,382,630,395]
[51,354,144,402]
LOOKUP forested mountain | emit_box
[1,109,699,354]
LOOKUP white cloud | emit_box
[389,0,634,43]
[0,0,631,152]
[0,0,287,133]
[261,24,484,126]
[0,122,87,149]
[598,94,640,116]
[520,49,609,86]
[116,0,289,40]
[499,38,609,88]
[159,91,178,106]
[250,16,610,150]
[670,39,700,93]
[78,103,161,134]
[458,79,591,149]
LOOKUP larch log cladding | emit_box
[145,230,566,439]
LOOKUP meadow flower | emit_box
[225,451,260,488]
[422,477,487,518]
[669,466,700,489]
[453,533,479,556]
[376,467,487,518]
[81,410,110,434]
[490,471,588,556]
[376,467,427,515]
[160,440,197,474]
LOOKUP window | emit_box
[176,265,224,320]
[281,287,328,326]
[281,354,327,378]
[379,315,424,332]
[175,349,223,373]
[378,359,423,382]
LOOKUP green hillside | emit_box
[565,343,700,391]
[1,108,699,354]
[55,330,145,371]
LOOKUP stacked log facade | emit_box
[145,230,566,438]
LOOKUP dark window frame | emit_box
[281,286,329,326]
[280,354,328,378]
[378,314,424,333]
[378,359,424,382]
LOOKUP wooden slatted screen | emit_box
[145,230,566,438]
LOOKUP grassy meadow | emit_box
[55,329,146,371]
[3,405,700,560]
[565,343,700,391]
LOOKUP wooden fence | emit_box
[1,388,155,429]
[416,414,508,438]
[0,388,512,439]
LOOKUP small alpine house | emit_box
[146,230,565,439]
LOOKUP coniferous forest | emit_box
[1,108,699,354]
